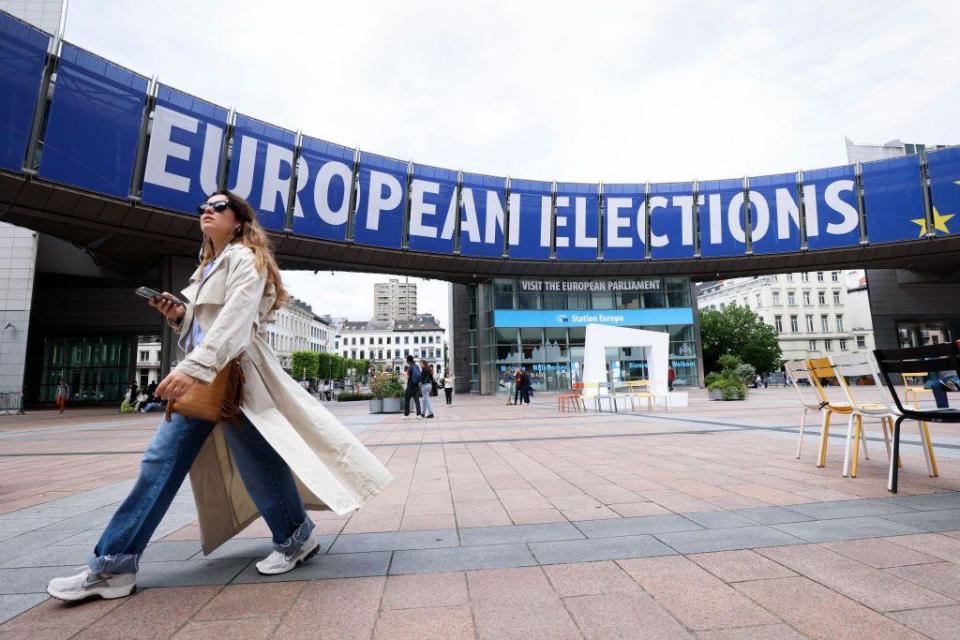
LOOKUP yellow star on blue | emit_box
[912,207,955,236]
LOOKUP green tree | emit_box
[290,351,319,382]
[699,305,782,375]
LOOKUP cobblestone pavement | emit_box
[2,389,960,638]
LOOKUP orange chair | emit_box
[559,383,585,412]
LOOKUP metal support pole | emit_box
[128,75,158,201]
[345,147,360,242]
[22,36,60,174]
[282,130,303,231]
[453,170,464,254]
[217,108,236,191]
[854,162,868,244]
[743,176,753,255]
[796,170,809,251]
[401,160,414,249]
[643,182,652,260]
[597,182,604,261]
[502,176,511,258]
[918,149,935,239]
[549,180,558,260]
[692,180,701,258]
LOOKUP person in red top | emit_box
[514,368,523,405]
[667,366,676,392]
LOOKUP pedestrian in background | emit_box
[442,373,454,405]
[419,359,435,419]
[55,377,69,413]
[403,355,423,419]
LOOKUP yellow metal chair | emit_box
[807,357,871,470]
[830,354,898,478]
[624,379,656,412]
[903,372,935,406]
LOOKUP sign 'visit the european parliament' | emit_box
[1,10,957,263]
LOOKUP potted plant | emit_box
[369,370,405,413]
[706,354,755,401]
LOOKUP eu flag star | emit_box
[911,207,956,236]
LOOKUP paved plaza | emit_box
[3,390,960,638]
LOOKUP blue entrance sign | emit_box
[408,163,458,255]
[698,178,748,258]
[39,43,149,199]
[494,308,694,328]
[555,182,599,261]
[861,154,926,244]
[140,85,229,215]
[649,182,695,260]
[747,172,802,255]
[602,183,646,261]
[0,12,48,171]
[801,164,860,250]
[225,114,295,231]
[924,146,960,238]
[459,171,506,258]
[291,136,354,242]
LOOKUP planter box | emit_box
[708,389,744,401]
[382,397,403,413]
[368,398,383,414]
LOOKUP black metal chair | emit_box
[874,343,960,492]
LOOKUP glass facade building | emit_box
[39,336,136,404]
[463,277,701,394]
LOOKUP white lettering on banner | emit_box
[539,196,552,247]
[555,196,569,248]
[143,106,195,192]
[606,197,632,248]
[409,179,440,238]
[365,170,402,231]
[673,195,695,246]
[260,144,294,213]
[708,194,723,245]
[485,190,505,244]
[824,180,858,235]
[574,197,597,248]
[803,184,819,237]
[310,160,352,225]
[459,188,481,242]
[569,313,625,324]
[440,191,457,240]
[199,124,223,195]
[520,279,662,292]
[506,193,523,245]
[648,196,668,247]
[229,136,258,199]
[775,188,800,240]
[728,192,747,243]
[293,157,309,216]
[750,192,770,242]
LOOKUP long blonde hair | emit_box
[200,189,289,313]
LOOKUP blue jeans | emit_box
[420,383,434,416]
[925,374,959,409]
[89,412,314,574]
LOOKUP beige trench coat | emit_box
[171,243,393,554]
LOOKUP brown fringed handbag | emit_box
[165,355,246,424]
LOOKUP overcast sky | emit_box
[64,0,960,328]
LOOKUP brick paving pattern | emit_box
[2,388,960,637]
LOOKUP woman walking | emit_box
[55,377,69,414]
[47,190,392,601]
[419,359,435,419]
[442,372,454,405]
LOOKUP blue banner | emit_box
[555,182,599,261]
[0,12,48,172]
[649,182,695,259]
[225,114,295,231]
[602,183,646,261]
[408,163,458,254]
[508,178,552,260]
[802,164,860,250]
[747,172,802,255]
[354,152,407,249]
[922,146,960,238]
[140,85,228,214]
[290,136,353,242]
[698,178,748,258]
[494,308,694,328]
[39,43,148,199]
[861,154,925,244]
[459,171,506,257]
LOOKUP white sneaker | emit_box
[47,568,136,601]
[255,533,321,575]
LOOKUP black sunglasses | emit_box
[196,200,232,215]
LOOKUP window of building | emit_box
[803,291,811,305]
[818,291,826,305]
[839,339,848,351]
[343,350,348,357]
[820,314,829,332]
[824,339,832,351]
[809,340,817,351]
[139,350,148,362]
[817,271,824,282]
[831,271,839,282]
[801,272,809,282]
[805,315,814,332]
[378,337,383,345]
[836,315,844,332]
[787,291,796,306]
[360,350,365,359]
[856,336,866,349]
[351,337,356,345]
[755,294,761,308]
[785,274,793,282]
[405,336,410,344]
[774,315,783,333]
[742,297,748,308]
[833,290,841,305]
[790,315,799,332]
[360,337,365,345]
[772,291,780,306]
[386,336,391,344]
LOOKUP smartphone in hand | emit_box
[135,287,184,306]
